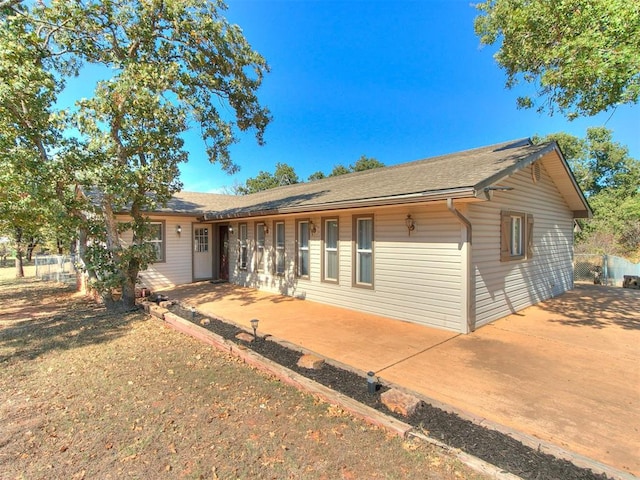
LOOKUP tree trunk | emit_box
[121,257,140,310]
[76,227,90,295]
[14,255,24,278]
[26,237,38,262]
[14,227,24,278]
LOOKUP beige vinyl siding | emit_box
[470,160,575,328]
[230,204,466,332]
[119,216,198,290]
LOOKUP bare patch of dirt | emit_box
[0,279,486,480]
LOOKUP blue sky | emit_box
[65,0,640,193]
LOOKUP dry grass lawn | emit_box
[0,268,487,480]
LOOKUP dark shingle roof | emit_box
[155,191,241,214]
[157,138,589,219]
[202,139,551,219]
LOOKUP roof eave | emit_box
[203,187,476,221]
[473,142,558,195]
[472,142,593,218]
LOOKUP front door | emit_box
[193,224,213,280]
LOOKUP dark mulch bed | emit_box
[169,304,611,480]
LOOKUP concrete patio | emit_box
[164,282,640,478]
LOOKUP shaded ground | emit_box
[171,305,613,480]
[0,276,486,479]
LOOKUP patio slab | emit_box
[165,282,640,477]
[167,282,457,374]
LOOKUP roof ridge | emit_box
[235,138,534,200]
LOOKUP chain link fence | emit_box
[34,254,77,283]
[574,253,640,287]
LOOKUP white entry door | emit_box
[193,224,213,280]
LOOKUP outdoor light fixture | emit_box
[263,223,269,234]
[250,318,259,341]
[405,214,415,235]
[228,225,234,235]
[367,371,377,394]
[309,220,317,235]
[176,225,182,235]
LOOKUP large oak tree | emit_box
[1,0,270,309]
[475,0,640,119]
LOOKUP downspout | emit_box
[447,198,474,333]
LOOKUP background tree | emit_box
[351,155,385,172]
[329,156,384,176]
[3,0,271,309]
[0,5,77,277]
[237,162,299,194]
[535,128,640,259]
[307,171,326,182]
[475,0,640,118]
[328,164,351,177]
[239,155,384,193]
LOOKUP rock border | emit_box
[153,305,522,480]
[148,301,635,480]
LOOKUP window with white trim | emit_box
[238,223,248,270]
[323,218,339,282]
[354,216,373,287]
[255,223,265,272]
[500,211,534,261]
[275,221,285,275]
[147,222,165,262]
[297,220,310,278]
[194,227,209,253]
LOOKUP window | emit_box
[500,211,534,261]
[297,220,310,278]
[275,221,285,275]
[323,218,339,282]
[238,223,248,270]
[147,222,165,263]
[354,216,373,287]
[255,223,265,272]
[511,215,523,256]
[194,227,209,253]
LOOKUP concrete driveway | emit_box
[166,283,640,477]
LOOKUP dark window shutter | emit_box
[527,214,534,258]
[500,211,511,262]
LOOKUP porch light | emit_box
[263,223,269,234]
[176,225,182,235]
[309,220,317,235]
[367,371,378,394]
[250,318,259,341]
[228,225,234,235]
[405,214,415,235]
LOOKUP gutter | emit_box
[447,198,474,334]
[447,198,472,244]
[203,187,476,221]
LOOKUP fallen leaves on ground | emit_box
[0,277,487,479]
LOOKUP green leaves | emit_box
[237,163,300,195]
[2,0,271,306]
[536,128,639,259]
[236,156,385,195]
[475,0,640,118]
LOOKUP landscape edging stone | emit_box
[155,310,529,480]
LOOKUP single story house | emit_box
[129,139,591,333]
